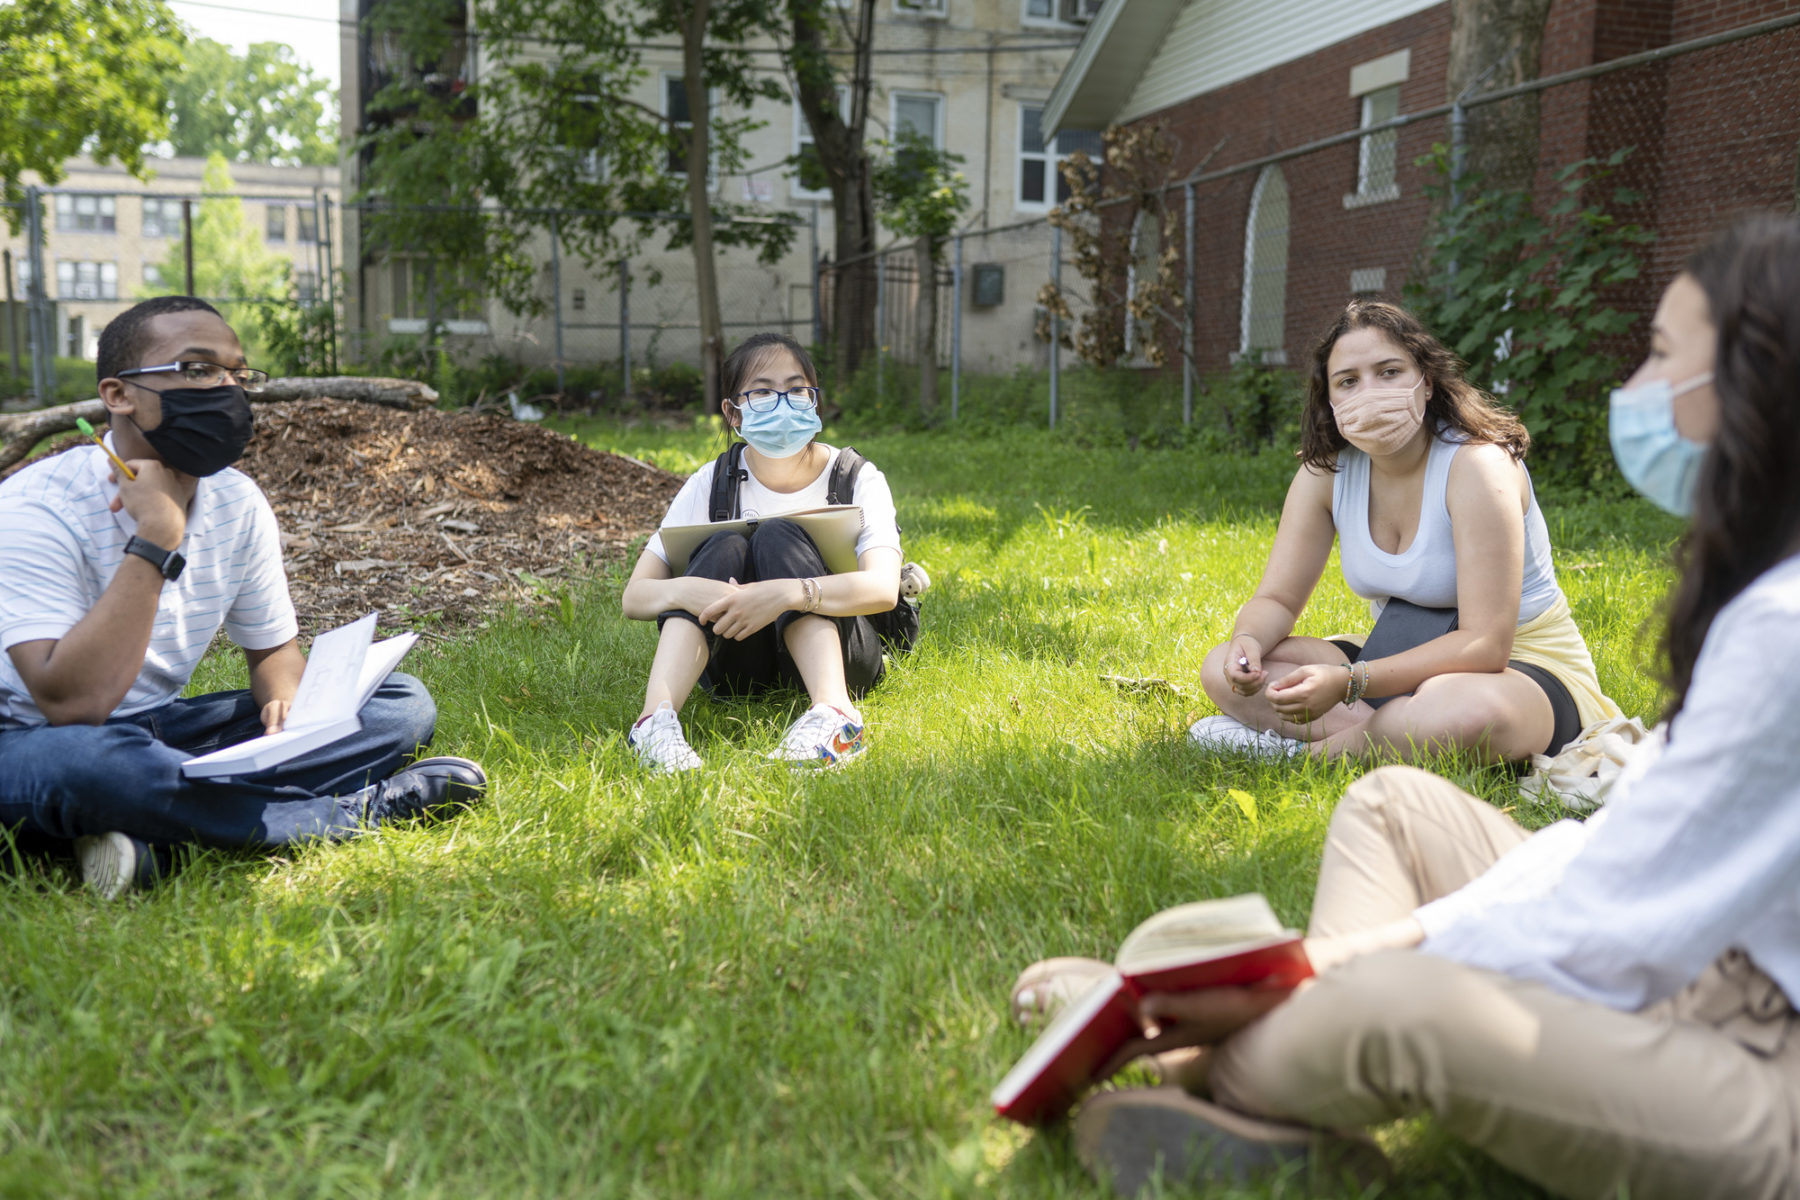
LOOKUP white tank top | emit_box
[1331,431,1562,624]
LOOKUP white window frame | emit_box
[661,72,717,188]
[1238,165,1289,364]
[792,84,850,201]
[55,260,119,301]
[54,194,116,234]
[1015,104,1102,212]
[297,206,319,244]
[894,0,947,18]
[142,196,183,239]
[1344,49,1408,209]
[265,204,287,244]
[889,90,945,150]
[1123,207,1161,363]
[384,256,488,334]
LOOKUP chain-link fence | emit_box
[337,202,819,406]
[820,10,1800,431]
[1,186,340,405]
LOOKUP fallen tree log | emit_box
[0,376,437,477]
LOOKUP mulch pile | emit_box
[239,399,684,634]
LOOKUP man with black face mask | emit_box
[0,296,486,897]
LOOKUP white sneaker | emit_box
[75,831,145,900]
[769,703,866,769]
[628,703,703,773]
[1187,714,1308,760]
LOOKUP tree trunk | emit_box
[1448,0,1554,193]
[0,377,437,477]
[682,0,725,408]
[790,0,878,378]
[914,237,938,417]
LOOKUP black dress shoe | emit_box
[362,756,487,825]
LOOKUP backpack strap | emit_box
[827,445,866,507]
[709,442,748,522]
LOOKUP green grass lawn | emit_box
[0,418,1683,1198]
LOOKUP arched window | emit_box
[1124,206,1161,360]
[1239,165,1289,361]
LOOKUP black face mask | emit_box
[132,384,255,477]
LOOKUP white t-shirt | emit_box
[1416,552,1800,1011]
[0,439,299,728]
[644,444,902,567]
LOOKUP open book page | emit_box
[281,612,377,731]
[658,505,864,575]
[1114,893,1299,975]
[180,613,415,779]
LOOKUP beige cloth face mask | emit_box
[1332,377,1427,456]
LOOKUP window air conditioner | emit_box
[1058,0,1103,23]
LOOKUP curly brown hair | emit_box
[1297,300,1530,470]
[1659,214,1800,719]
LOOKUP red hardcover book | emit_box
[991,894,1313,1125]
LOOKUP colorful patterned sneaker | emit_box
[1187,715,1308,760]
[74,831,155,900]
[629,702,704,773]
[769,703,866,769]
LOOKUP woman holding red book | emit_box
[1055,214,1800,1198]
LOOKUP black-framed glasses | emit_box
[117,360,271,391]
[734,385,821,413]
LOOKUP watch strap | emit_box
[123,534,185,581]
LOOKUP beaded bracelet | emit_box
[1348,660,1371,706]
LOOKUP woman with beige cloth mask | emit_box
[1049,211,1800,1200]
[1190,300,1619,763]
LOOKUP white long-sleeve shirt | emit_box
[1416,552,1800,1010]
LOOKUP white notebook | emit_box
[657,504,864,575]
[181,612,418,779]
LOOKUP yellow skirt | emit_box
[1335,596,1622,729]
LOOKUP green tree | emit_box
[0,0,185,225]
[148,154,291,363]
[872,131,969,418]
[164,38,338,166]
[358,0,796,403]
[1405,146,1653,483]
[788,0,880,378]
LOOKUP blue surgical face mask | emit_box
[1608,371,1713,517]
[735,396,821,459]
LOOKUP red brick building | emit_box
[1044,0,1800,373]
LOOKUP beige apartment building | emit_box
[1,156,340,361]
[340,0,1098,374]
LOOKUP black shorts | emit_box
[1327,639,1581,757]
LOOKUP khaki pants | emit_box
[1208,765,1800,1200]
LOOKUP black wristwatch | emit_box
[123,534,186,582]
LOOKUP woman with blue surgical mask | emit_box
[1050,214,1800,1200]
[620,333,909,772]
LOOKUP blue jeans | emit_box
[0,673,437,850]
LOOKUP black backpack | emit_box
[707,442,920,653]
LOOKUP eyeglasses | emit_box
[734,385,821,413]
[117,361,271,391]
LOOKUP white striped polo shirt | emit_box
[0,436,298,728]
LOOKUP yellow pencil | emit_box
[75,417,136,481]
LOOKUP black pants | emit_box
[659,519,885,699]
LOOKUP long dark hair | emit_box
[1298,300,1530,470]
[1660,214,1800,719]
